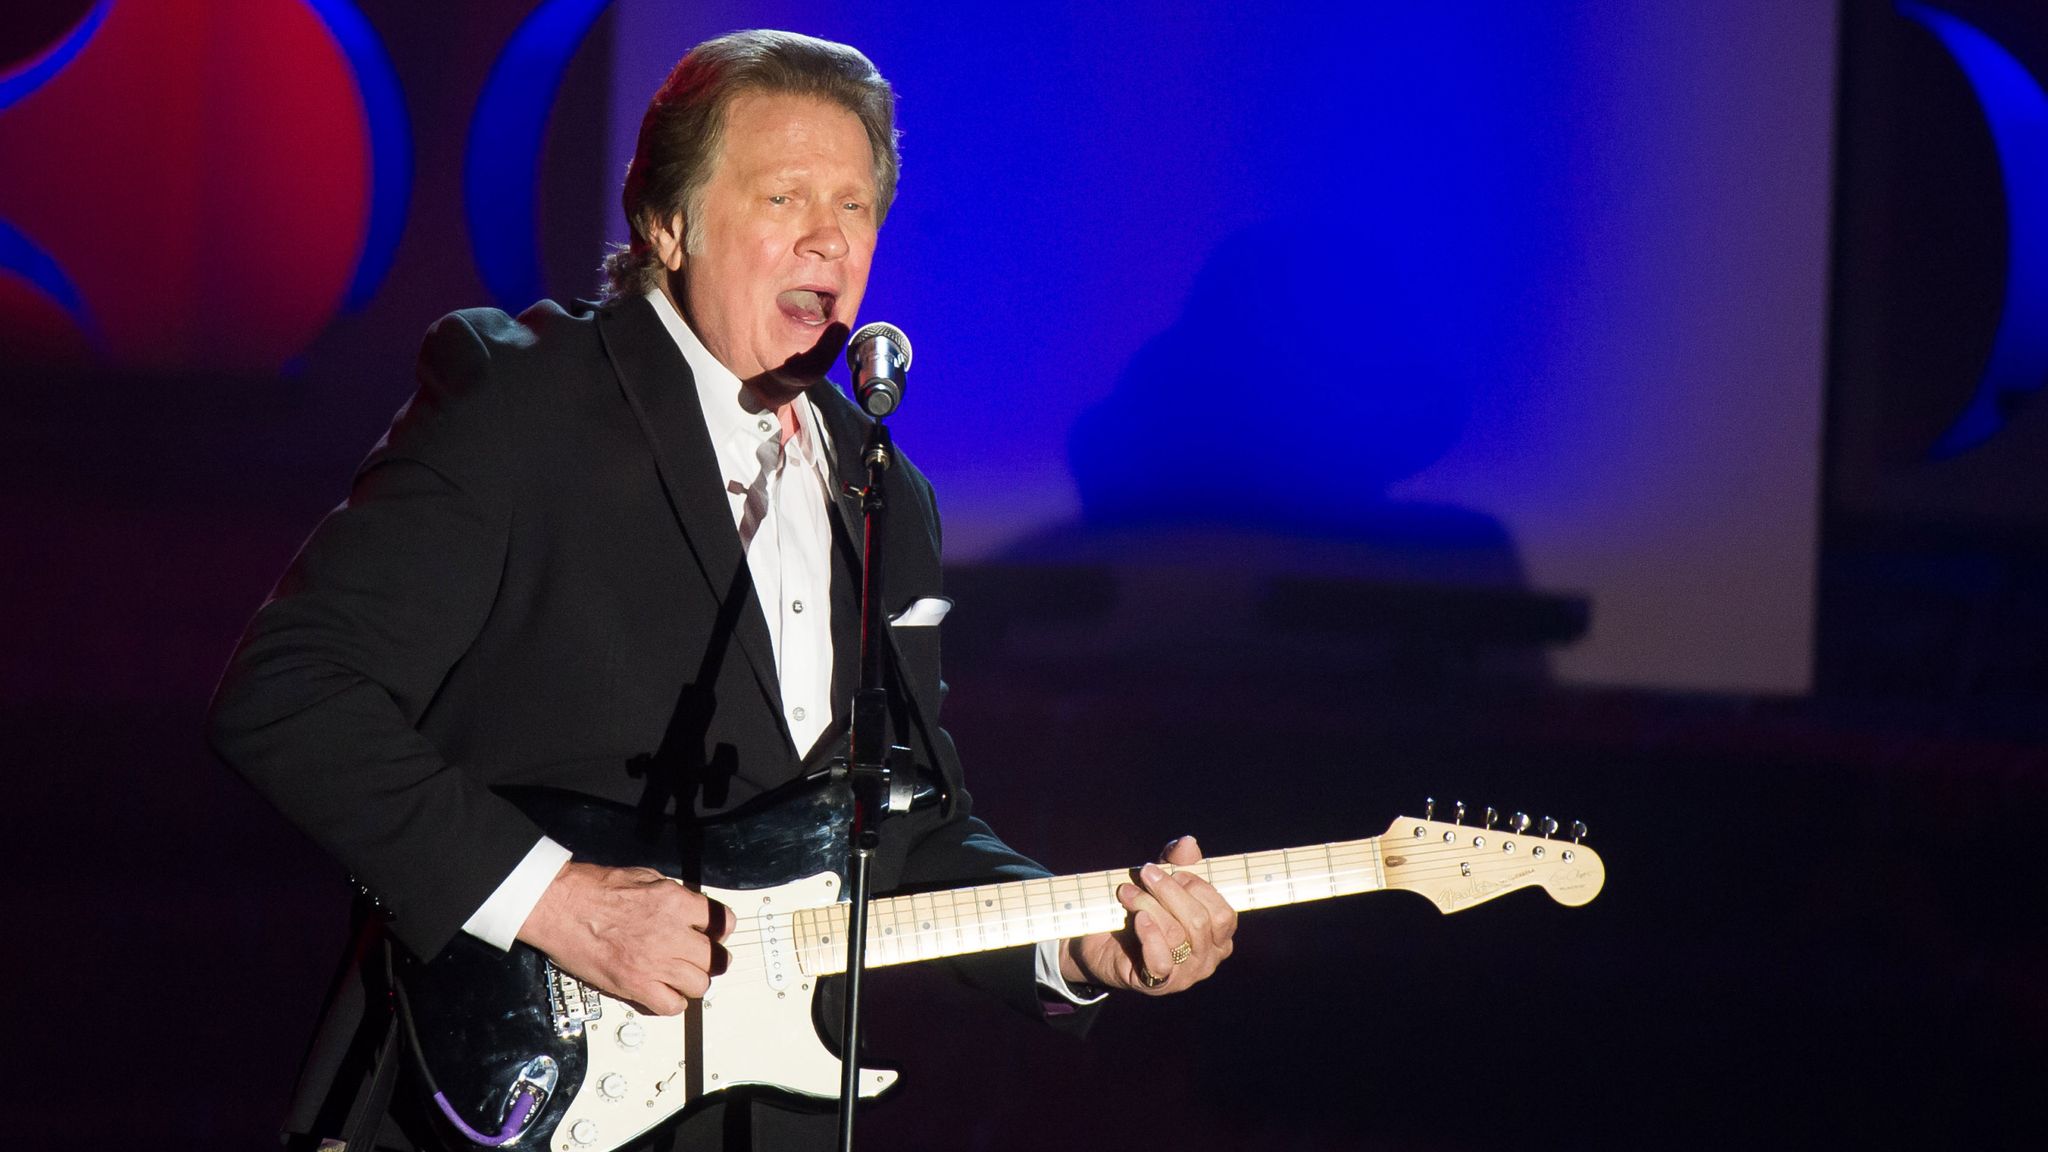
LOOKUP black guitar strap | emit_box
[333,1009,400,1152]
[324,932,402,1152]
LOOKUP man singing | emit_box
[210,29,1236,1151]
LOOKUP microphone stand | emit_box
[834,413,912,1152]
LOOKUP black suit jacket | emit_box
[209,295,1078,1146]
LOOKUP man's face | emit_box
[671,90,878,387]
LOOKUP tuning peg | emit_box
[1510,811,1531,835]
[1572,819,1588,843]
[1453,801,1467,825]
[1540,816,1559,838]
[1484,806,1499,830]
[1424,797,1435,821]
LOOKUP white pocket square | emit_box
[889,596,953,627]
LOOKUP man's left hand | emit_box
[1060,835,1237,996]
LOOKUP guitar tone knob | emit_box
[617,1021,645,1048]
[599,1073,628,1100]
[570,1119,599,1146]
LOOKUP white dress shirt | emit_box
[461,292,1096,1005]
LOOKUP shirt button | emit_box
[757,419,772,433]
[792,707,807,722]
[792,599,805,614]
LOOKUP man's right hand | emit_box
[515,860,727,1015]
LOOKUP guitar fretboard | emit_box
[791,836,1389,976]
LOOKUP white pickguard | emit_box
[543,872,896,1152]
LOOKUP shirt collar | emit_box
[646,288,834,479]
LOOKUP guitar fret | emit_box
[1022,879,1043,942]
[914,891,938,961]
[793,907,814,974]
[799,905,832,975]
[1245,850,1280,908]
[994,882,1014,946]
[878,899,903,963]
[1008,880,1025,944]
[899,893,922,962]
[996,881,1019,947]
[1020,879,1041,941]
[1026,877,1049,940]
[973,884,997,949]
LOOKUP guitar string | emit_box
[694,839,1583,975]
[696,847,1390,956]
[662,840,1590,985]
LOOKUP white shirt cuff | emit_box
[1036,939,1109,1005]
[461,836,574,951]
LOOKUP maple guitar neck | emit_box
[792,817,1605,977]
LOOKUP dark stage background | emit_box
[4,1,2047,1148]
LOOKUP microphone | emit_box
[845,321,912,418]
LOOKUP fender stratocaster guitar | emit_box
[396,785,1603,1151]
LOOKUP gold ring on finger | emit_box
[1170,940,1194,965]
[1138,967,1168,989]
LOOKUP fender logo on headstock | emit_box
[1432,867,1536,910]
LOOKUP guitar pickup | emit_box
[759,908,789,991]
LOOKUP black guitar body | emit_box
[395,779,855,1148]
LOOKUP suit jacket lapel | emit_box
[595,297,787,736]
[810,381,948,751]
[811,378,872,568]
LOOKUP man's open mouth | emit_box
[776,289,837,326]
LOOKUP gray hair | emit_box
[601,30,900,299]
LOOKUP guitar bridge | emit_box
[544,959,604,1037]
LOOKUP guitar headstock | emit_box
[1379,803,1604,912]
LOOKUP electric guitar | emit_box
[396,784,1604,1151]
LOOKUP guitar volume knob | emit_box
[599,1072,628,1100]
[617,1020,645,1048]
[570,1119,599,1146]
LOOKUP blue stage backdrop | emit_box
[609,0,1841,693]
[0,1,1850,695]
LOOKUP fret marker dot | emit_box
[985,899,993,907]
